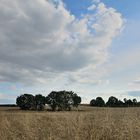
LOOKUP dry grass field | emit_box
[0,106,140,140]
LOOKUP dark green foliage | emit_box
[133,98,137,106]
[90,96,140,107]
[95,97,105,107]
[46,91,58,111]
[124,98,135,107]
[16,94,46,111]
[106,96,119,107]
[126,99,133,106]
[35,94,46,111]
[16,94,35,110]
[90,97,105,107]
[118,100,124,107]
[46,91,81,111]
[72,93,81,107]
[90,99,96,106]
[137,102,140,106]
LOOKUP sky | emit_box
[0,0,140,104]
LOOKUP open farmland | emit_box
[0,106,140,140]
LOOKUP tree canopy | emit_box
[90,96,140,107]
[16,91,81,111]
[46,91,81,111]
[90,97,105,107]
[16,94,35,110]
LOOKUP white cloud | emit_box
[133,79,140,84]
[107,47,140,76]
[92,0,100,4]
[87,4,96,11]
[128,78,140,91]
[0,0,123,86]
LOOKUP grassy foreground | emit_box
[0,106,140,140]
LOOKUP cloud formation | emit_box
[0,0,123,85]
[127,91,140,97]
[88,4,96,11]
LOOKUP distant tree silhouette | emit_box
[16,94,46,111]
[46,91,81,111]
[106,96,119,107]
[133,98,137,106]
[95,97,105,107]
[127,99,133,106]
[124,98,127,104]
[90,96,140,107]
[16,93,140,110]
[90,97,105,107]
[90,99,96,106]
[118,100,124,107]
[46,91,58,111]
[72,93,81,108]
[16,94,35,110]
[123,98,134,107]
[35,94,46,111]
[137,102,140,106]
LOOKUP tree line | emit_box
[16,91,81,111]
[16,92,140,111]
[90,96,140,107]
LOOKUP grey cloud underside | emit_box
[0,47,89,71]
[0,0,123,85]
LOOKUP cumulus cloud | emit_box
[0,0,123,85]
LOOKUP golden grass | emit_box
[0,106,140,140]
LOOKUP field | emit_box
[0,106,140,140]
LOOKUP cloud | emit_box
[0,92,18,104]
[88,4,96,11]
[0,0,123,86]
[133,79,140,84]
[127,91,140,97]
[92,0,100,4]
[104,40,140,92]
[128,77,140,91]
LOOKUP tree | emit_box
[35,94,46,111]
[126,99,133,107]
[124,98,134,107]
[90,97,105,107]
[46,91,81,111]
[118,100,124,107]
[72,93,81,108]
[124,98,127,103]
[46,91,58,111]
[123,98,127,106]
[90,99,96,106]
[90,96,139,107]
[16,94,35,110]
[137,102,140,107]
[95,97,105,107]
[16,93,46,111]
[132,98,137,106]
[106,96,119,107]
